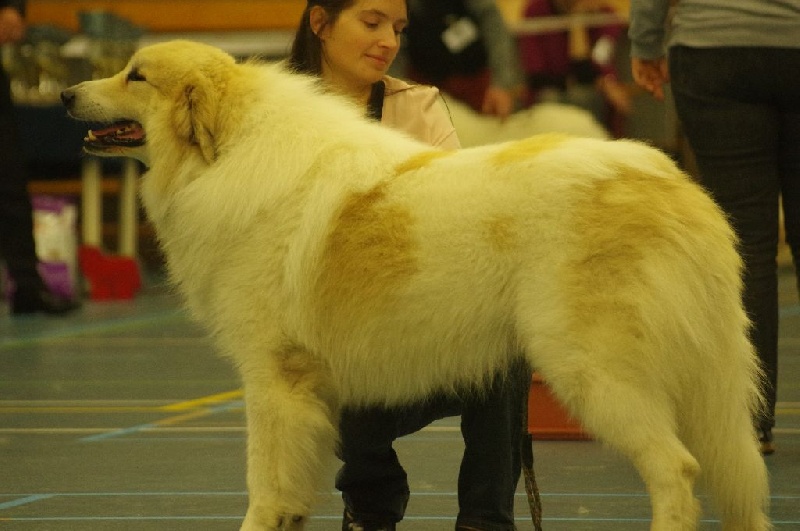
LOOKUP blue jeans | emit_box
[336,360,530,530]
[669,46,800,430]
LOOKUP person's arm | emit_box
[466,0,521,90]
[465,0,523,118]
[628,0,671,100]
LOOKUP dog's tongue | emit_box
[87,121,144,144]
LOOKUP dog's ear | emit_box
[173,80,218,164]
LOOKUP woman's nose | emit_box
[378,28,399,50]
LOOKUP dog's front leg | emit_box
[239,348,339,531]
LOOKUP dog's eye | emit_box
[127,68,146,82]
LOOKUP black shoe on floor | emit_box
[11,288,79,316]
[758,427,775,456]
[342,510,396,531]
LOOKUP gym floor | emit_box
[1,267,798,530]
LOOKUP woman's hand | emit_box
[631,56,669,101]
[481,86,515,120]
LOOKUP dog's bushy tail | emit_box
[676,220,772,530]
[683,332,771,530]
[645,164,773,529]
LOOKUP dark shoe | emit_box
[11,288,79,316]
[759,428,775,456]
[342,510,396,531]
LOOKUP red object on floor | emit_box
[79,245,141,300]
[528,373,591,440]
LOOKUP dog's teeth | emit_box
[87,130,96,141]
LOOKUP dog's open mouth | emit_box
[85,121,145,149]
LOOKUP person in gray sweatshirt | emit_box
[628,0,800,456]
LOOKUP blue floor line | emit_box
[79,422,160,443]
[0,494,54,510]
[780,304,800,317]
[79,401,243,443]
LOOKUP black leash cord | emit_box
[521,375,543,531]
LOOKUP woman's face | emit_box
[315,0,408,91]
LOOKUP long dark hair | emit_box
[288,0,356,75]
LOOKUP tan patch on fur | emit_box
[491,133,571,166]
[276,347,337,407]
[484,215,519,252]
[565,167,695,336]
[394,150,453,175]
[320,184,417,307]
[573,170,682,277]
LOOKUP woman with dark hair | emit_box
[289,0,458,147]
[288,2,528,530]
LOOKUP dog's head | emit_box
[61,40,237,167]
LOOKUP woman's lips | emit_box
[366,54,388,68]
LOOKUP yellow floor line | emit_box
[159,389,243,412]
[151,408,221,427]
[0,407,165,413]
[0,392,243,414]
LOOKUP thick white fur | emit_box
[63,41,770,531]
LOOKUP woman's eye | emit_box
[127,69,146,82]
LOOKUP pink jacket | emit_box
[381,76,461,149]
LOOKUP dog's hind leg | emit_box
[238,346,339,531]
[530,343,701,530]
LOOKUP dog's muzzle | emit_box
[60,89,146,149]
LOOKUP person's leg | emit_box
[336,407,411,526]
[337,360,528,531]
[669,46,780,435]
[336,397,461,526]
[779,114,800,299]
[0,67,40,291]
[775,49,800,298]
[456,359,530,531]
[0,67,78,315]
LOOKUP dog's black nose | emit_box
[60,89,75,109]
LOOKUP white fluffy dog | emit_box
[62,41,770,531]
